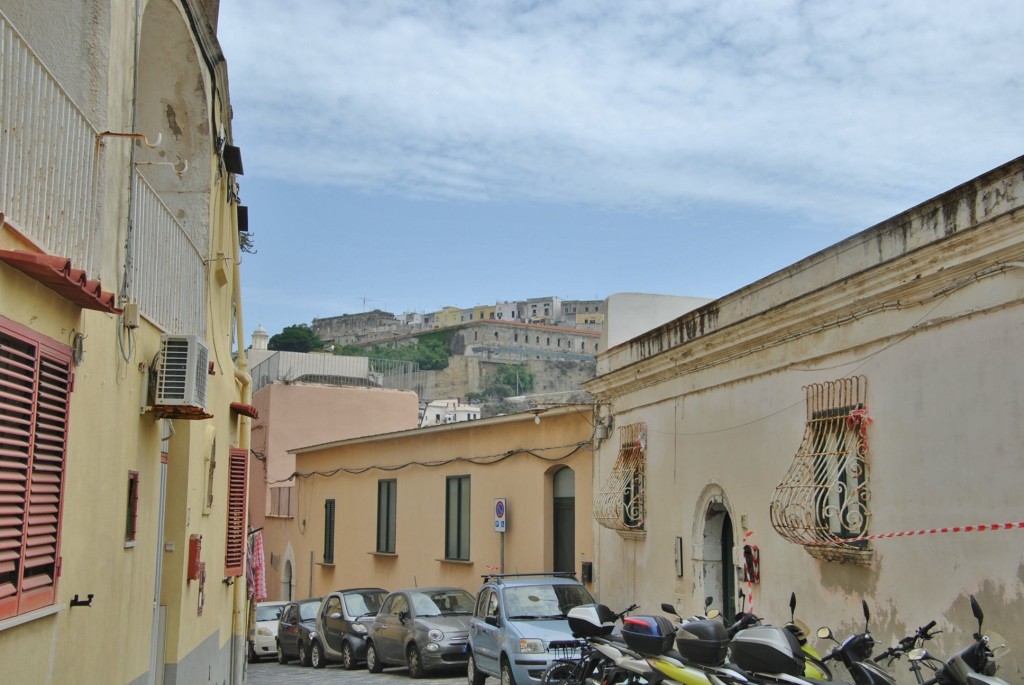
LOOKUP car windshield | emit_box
[256,604,284,622]
[299,601,321,621]
[504,584,593,620]
[344,590,387,618]
[410,589,476,617]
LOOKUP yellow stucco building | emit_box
[259,405,596,602]
[0,2,252,683]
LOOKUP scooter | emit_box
[662,592,830,682]
[902,596,1010,685]
[817,600,896,685]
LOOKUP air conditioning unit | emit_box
[155,334,209,409]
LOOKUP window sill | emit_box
[124,540,137,549]
[804,545,873,565]
[0,603,66,633]
[616,530,647,541]
[437,558,473,565]
[369,551,397,557]
[316,561,335,567]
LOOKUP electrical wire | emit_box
[268,440,590,485]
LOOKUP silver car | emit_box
[366,587,476,678]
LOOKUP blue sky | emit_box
[217,0,1023,344]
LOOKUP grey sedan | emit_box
[366,587,476,678]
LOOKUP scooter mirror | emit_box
[704,596,713,611]
[970,595,984,627]
[817,627,833,640]
[661,603,678,616]
[862,599,870,630]
[707,609,721,620]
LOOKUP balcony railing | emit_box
[2,10,207,337]
[0,11,102,274]
[130,173,206,336]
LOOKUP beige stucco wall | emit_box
[259,407,595,602]
[587,157,1024,682]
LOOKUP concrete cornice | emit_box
[587,158,1024,400]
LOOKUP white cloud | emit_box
[220,0,1024,229]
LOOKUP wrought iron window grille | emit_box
[595,422,646,535]
[770,377,873,564]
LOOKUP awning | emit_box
[230,402,259,419]
[0,249,121,314]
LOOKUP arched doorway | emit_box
[281,560,293,601]
[700,500,736,619]
[553,468,576,574]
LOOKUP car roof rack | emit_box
[481,571,578,582]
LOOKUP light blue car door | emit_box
[470,588,502,675]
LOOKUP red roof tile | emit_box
[0,249,122,314]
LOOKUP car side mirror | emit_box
[399,610,409,623]
[485,615,499,627]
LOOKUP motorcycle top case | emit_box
[676,618,730,666]
[622,615,676,656]
[567,604,617,638]
[730,626,806,676]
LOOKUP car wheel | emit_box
[276,641,289,665]
[341,641,357,670]
[299,641,313,667]
[311,640,326,669]
[247,642,259,664]
[501,658,518,685]
[366,641,384,673]
[468,650,487,685]
[407,644,425,678]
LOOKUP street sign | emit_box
[494,498,507,533]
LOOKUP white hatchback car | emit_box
[249,601,289,662]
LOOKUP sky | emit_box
[217,0,1023,345]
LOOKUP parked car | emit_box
[310,587,389,669]
[249,600,289,662]
[276,597,322,666]
[366,586,477,677]
[467,573,595,685]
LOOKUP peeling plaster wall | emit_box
[588,158,1024,684]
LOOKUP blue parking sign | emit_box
[494,498,507,532]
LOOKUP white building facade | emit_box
[586,157,1024,681]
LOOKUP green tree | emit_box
[331,332,450,371]
[268,324,323,352]
[491,364,533,395]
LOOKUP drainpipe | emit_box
[230,194,252,685]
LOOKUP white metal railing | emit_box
[0,11,102,274]
[130,173,206,336]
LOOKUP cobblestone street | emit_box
[245,660,465,685]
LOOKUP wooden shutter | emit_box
[224,448,248,576]
[0,318,72,620]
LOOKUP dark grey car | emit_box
[276,597,322,666]
[311,587,389,669]
[366,587,476,678]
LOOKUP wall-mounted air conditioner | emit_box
[155,334,209,409]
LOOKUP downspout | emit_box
[229,157,251,685]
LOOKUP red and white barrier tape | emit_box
[806,521,1024,546]
[742,530,755,614]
